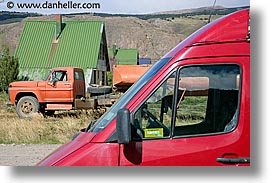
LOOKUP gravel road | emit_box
[0,144,62,166]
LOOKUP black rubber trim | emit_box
[216,157,250,164]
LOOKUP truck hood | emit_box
[37,132,96,166]
[9,81,43,87]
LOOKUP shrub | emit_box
[0,46,19,92]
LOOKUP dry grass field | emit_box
[0,92,104,144]
[0,92,207,144]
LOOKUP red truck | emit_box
[37,9,250,166]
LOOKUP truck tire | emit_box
[16,96,40,118]
[87,86,112,95]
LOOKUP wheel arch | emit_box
[15,92,38,105]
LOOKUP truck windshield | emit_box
[89,57,172,133]
[43,70,51,81]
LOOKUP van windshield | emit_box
[89,57,172,133]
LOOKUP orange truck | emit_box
[7,65,151,118]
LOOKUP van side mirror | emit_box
[116,108,131,144]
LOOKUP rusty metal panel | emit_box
[97,98,117,107]
[74,99,96,109]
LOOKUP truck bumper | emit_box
[6,101,13,107]
[6,87,13,107]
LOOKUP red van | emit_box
[38,9,250,166]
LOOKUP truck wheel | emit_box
[16,96,39,118]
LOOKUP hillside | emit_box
[0,6,249,61]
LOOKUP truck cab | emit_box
[7,67,85,118]
[45,67,85,103]
[38,9,250,166]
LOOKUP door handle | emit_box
[216,157,250,164]
[64,83,71,86]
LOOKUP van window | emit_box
[174,64,241,137]
[133,71,176,139]
[90,57,172,133]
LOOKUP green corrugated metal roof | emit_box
[115,48,138,65]
[52,21,103,68]
[15,20,105,70]
[14,21,55,68]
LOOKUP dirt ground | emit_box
[0,144,62,166]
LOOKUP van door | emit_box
[119,61,250,166]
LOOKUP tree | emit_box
[0,46,19,92]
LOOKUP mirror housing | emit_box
[116,108,131,144]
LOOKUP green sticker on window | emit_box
[144,128,164,138]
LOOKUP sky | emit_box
[0,0,250,15]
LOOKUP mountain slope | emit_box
[0,6,248,61]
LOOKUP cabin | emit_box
[108,46,139,70]
[15,15,110,89]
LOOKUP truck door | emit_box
[119,60,250,166]
[45,70,73,102]
[73,69,85,99]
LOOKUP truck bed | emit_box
[112,64,151,92]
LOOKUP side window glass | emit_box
[174,65,240,137]
[133,72,176,140]
[53,71,67,82]
[74,70,84,81]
